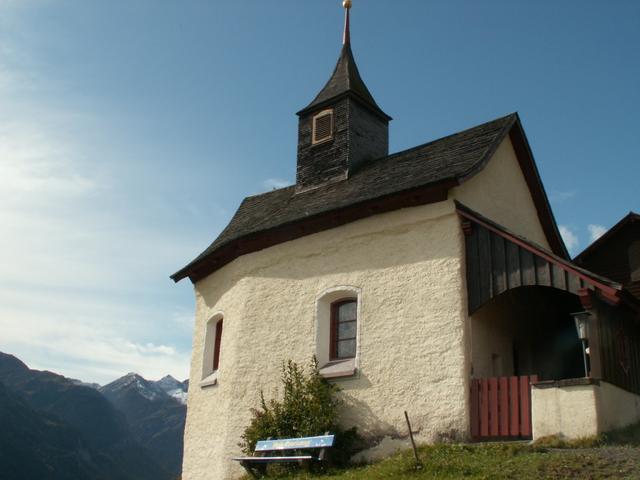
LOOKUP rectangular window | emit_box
[330,300,357,360]
[213,319,223,371]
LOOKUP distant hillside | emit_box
[101,373,187,476]
[0,352,184,480]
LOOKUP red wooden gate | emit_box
[470,375,538,441]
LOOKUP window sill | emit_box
[199,372,219,388]
[319,359,357,379]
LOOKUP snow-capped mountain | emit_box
[101,372,165,401]
[100,372,187,476]
[153,375,188,405]
[0,352,170,480]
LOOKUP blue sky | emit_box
[1,0,638,384]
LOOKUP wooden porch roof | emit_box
[456,203,631,314]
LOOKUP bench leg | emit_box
[240,462,266,479]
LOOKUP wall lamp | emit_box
[571,311,591,378]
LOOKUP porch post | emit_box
[588,315,603,379]
[579,289,602,379]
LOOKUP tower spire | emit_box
[343,0,352,46]
[295,0,390,191]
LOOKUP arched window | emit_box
[315,287,360,379]
[330,300,357,360]
[213,318,223,371]
[201,314,223,386]
[630,241,640,282]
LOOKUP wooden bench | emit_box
[233,434,335,478]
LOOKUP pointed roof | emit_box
[297,3,390,121]
[297,44,390,121]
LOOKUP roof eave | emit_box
[171,179,457,284]
[508,116,569,259]
[296,90,392,122]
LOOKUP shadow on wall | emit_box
[340,380,468,448]
[340,385,400,440]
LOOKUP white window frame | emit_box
[200,312,224,388]
[314,286,361,379]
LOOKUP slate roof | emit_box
[172,113,526,282]
[297,44,391,121]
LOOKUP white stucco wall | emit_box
[532,381,640,440]
[181,133,558,479]
[470,303,516,379]
[452,137,551,250]
[182,201,470,480]
[532,383,599,439]
[597,381,640,432]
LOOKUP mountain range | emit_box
[0,352,187,480]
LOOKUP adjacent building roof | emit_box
[574,212,640,262]
[574,212,640,300]
[172,112,567,283]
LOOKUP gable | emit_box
[452,136,550,249]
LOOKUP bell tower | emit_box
[295,0,392,192]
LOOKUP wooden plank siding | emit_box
[464,220,586,314]
[595,302,640,395]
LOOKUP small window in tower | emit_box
[312,110,334,145]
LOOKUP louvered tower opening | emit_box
[312,110,334,144]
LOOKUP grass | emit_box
[244,423,640,480]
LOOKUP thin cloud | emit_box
[559,225,580,254]
[0,305,191,384]
[0,47,196,385]
[173,309,195,331]
[263,178,291,190]
[550,190,577,202]
[0,122,96,201]
[588,224,608,242]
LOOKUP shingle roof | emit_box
[297,44,391,121]
[171,113,521,282]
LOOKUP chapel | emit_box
[173,4,640,479]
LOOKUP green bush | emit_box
[239,358,359,466]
